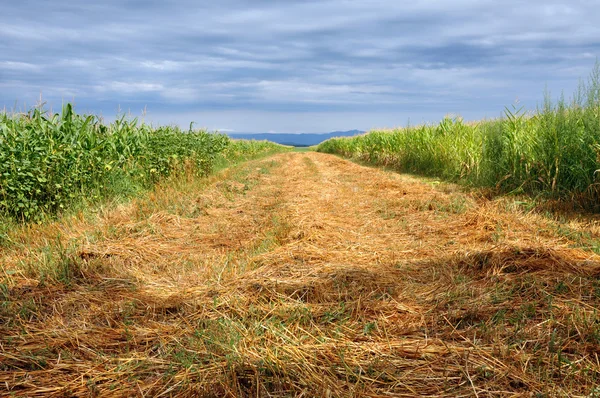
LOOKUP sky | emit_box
[1,1,599,133]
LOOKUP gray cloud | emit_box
[1,0,599,131]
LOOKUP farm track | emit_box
[2,152,600,397]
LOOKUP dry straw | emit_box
[1,153,600,396]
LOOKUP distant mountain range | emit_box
[225,130,365,147]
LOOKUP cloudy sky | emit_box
[1,1,598,133]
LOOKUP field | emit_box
[0,105,285,223]
[2,146,600,396]
[2,78,600,396]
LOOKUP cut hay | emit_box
[2,153,600,397]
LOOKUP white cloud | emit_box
[141,60,185,71]
[95,81,164,94]
[0,61,41,72]
[160,87,200,102]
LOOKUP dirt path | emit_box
[2,152,600,397]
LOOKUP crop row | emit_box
[0,104,282,221]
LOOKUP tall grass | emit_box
[0,104,285,221]
[318,64,600,208]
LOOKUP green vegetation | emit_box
[318,64,600,208]
[0,104,287,221]
[220,138,291,165]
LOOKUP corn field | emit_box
[0,104,283,221]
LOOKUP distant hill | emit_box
[225,130,364,147]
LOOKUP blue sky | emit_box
[1,1,599,133]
